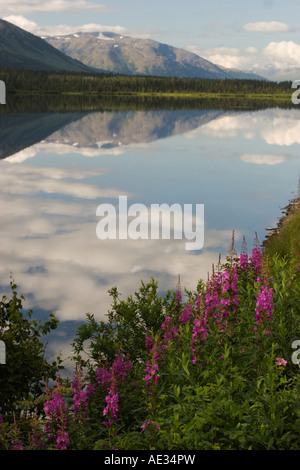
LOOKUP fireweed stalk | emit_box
[251,233,263,273]
[143,333,163,443]
[240,236,249,271]
[141,419,161,448]
[252,246,273,337]
[191,294,208,364]
[220,232,240,333]
[43,381,69,450]
[254,282,273,335]
[72,363,89,427]
[220,264,239,331]
[161,315,180,352]
[102,354,132,429]
[30,410,45,450]
[144,334,161,392]
[179,303,193,325]
[205,265,223,333]
[11,413,23,450]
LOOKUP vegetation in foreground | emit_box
[1,232,300,450]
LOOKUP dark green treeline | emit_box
[0,67,293,95]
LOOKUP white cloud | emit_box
[243,21,293,33]
[187,40,300,76]
[263,41,300,68]
[0,159,236,326]
[240,154,286,165]
[2,15,39,33]
[0,0,110,15]
[186,44,259,70]
[198,108,300,147]
[0,163,121,199]
[3,15,127,37]
[245,46,258,54]
[2,15,157,40]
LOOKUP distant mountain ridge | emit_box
[0,18,267,80]
[0,19,93,72]
[45,31,266,80]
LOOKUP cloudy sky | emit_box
[1,0,300,76]
[0,0,300,73]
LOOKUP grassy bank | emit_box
[59,90,292,102]
[8,88,292,103]
[263,197,300,261]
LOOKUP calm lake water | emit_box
[1,97,299,368]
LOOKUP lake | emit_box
[1,96,299,369]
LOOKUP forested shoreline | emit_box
[0,67,293,97]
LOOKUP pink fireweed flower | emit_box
[144,361,159,388]
[103,389,119,421]
[145,335,154,351]
[56,429,70,451]
[220,265,239,329]
[144,334,162,392]
[175,286,182,308]
[161,315,179,351]
[251,235,263,273]
[276,358,287,367]
[240,237,248,270]
[141,420,160,431]
[96,367,112,386]
[191,314,208,364]
[205,270,223,329]
[102,353,131,428]
[86,383,95,399]
[72,365,89,426]
[97,354,131,388]
[11,439,23,450]
[161,315,172,331]
[44,383,69,450]
[255,285,273,328]
[239,253,248,270]
[179,303,193,324]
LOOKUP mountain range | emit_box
[45,31,266,80]
[0,19,267,80]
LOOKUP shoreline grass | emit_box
[7,90,293,102]
[263,196,300,261]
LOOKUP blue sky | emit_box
[1,0,300,75]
